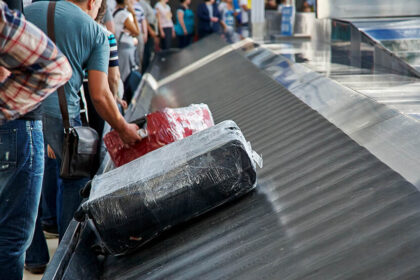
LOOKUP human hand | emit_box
[117,98,128,110]
[160,31,165,38]
[172,29,176,38]
[183,29,188,35]
[211,17,219,22]
[47,144,56,159]
[154,37,161,51]
[126,0,135,13]
[117,123,142,145]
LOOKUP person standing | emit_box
[155,0,175,50]
[0,2,72,279]
[25,0,142,240]
[113,0,141,83]
[197,0,221,39]
[219,0,238,43]
[134,0,148,69]
[239,0,250,37]
[138,0,158,73]
[174,0,194,48]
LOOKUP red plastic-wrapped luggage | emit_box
[104,104,214,167]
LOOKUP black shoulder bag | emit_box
[47,2,99,179]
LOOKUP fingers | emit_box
[47,144,56,159]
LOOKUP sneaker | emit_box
[24,264,47,274]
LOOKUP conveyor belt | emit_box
[46,36,420,279]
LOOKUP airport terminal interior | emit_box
[12,0,420,279]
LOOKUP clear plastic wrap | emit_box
[80,120,261,256]
[103,104,214,167]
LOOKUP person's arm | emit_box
[214,3,222,22]
[103,8,116,34]
[197,4,210,21]
[88,70,140,144]
[0,3,72,123]
[177,9,187,35]
[142,18,148,42]
[219,19,227,31]
[107,66,127,109]
[108,66,120,98]
[105,19,115,34]
[124,4,140,36]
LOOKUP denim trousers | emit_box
[0,120,44,280]
[42,115,89,239]
[25,148,61,267]
[142,34,155,74]
[41,154,61,227]
[24,203,49,268]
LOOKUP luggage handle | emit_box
[137,128,148,138]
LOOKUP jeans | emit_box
[0,120,44,280]
[142,34,155,74]
[42,115,89,239]
[178,34,192,48]
[41,155,61,228]
[24,203,49,268]
[160,27,173,50]
[136,33,145,72]
[25,148,61,268]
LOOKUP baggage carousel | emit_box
[44,35,420,279]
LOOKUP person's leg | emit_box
[24,203,49,273]
[178,35,183,48]
[142,35,154,74]
[186,34,193,46]
[42,115,89,239]
[165,27,172,49]
[161,28,170,50]
[136,33,145,72]
[0,120,44,280]
[41,154,60,234]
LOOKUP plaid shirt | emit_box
[0,2,72,124]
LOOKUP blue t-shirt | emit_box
[25,1,109,119]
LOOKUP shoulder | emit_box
[24,1,48,20]
[83,20,108,46]
[114,9,130,21]
[134,2,144,11]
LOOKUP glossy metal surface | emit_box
[353,18,420,73]
[317,0,420,19]
[247,35,420,189]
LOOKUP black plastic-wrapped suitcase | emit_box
[77,120,262,255]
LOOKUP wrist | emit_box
[114,118,129,133]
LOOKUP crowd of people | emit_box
[0,0,253,278]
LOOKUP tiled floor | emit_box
[23,238,58,280]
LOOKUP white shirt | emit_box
[240,0,249,24]
[113,9,135,45]
[155,2,174,29]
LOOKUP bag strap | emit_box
[47,2,71,131]
[112,8,124,17]
[113,8,126,43]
